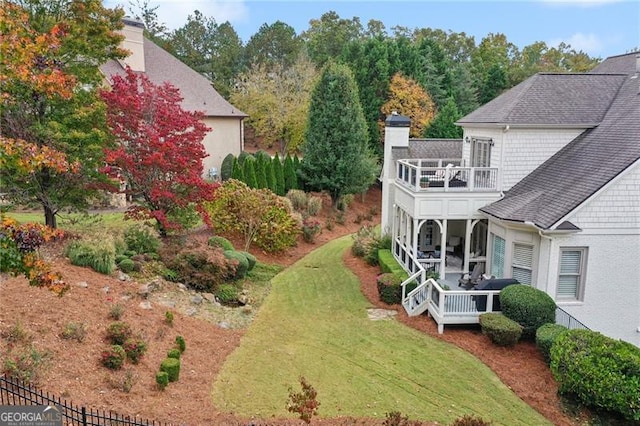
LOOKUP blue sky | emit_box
[104,0,640,59]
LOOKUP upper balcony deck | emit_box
[396,159,499,193]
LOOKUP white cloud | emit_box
[548,32,605,55]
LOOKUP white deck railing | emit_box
[396,159,499,192]
[395,240,503,333]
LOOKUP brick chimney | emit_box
[119,18,145,72]
[381,112,411,235]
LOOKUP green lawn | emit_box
[211,236,551,425]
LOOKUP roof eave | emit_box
[456,122,599,129]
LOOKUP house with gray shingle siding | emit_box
[381,52,640,346]
[100,18,247,180]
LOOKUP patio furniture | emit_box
[458,263,483,288]
[472,278,520,311]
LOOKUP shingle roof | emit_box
[392,139,462,162]
[101,39,247,118]
[480,52,640,229]
[457,73,626,126]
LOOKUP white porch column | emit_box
[412,217,419,260]
[463,219,473,274]
[441,219,448,277]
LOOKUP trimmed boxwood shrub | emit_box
[208,236,234,251]
[156,371,169,390]
[167,348,181,359]
[500,285,555,339]
[224,250,249,279]
[479,313,523,346]
[175,335,186,353]
[535,323,568,364]
[376,273,417,305]
[117,258,135,273]
[551,329,640,421]
[240,251,256,271]
[160,357,180,382]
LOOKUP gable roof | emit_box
[457,73,626,127]
[480,52,640,229]
[393,138,462,162]
[101,39,246,119]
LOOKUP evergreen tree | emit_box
[231,157,244,181]
[243,158,258,188]
[220,153,235,181]
[284,154,298,192]
[255,156,268,189]
[265,159,276,193]
[300,62,379,207]
[423,97,463,139]
[273,153,285,196]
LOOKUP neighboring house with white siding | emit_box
[381,52,640,346]
[100,18,247,179]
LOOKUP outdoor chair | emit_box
[458,263,483,289]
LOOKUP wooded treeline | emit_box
[134,4,600,157]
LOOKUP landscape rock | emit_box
[139,301,152,310]
[185,307,198,316]
[191,294,204,305]
[76,281,89,288]
[202,293,216,303]
[217,321,230,329]
[238,294,250,305]
[118,271,131,281]
[101,286,110,293]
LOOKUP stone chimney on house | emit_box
[381,112,411,235]
[119,18,146,72]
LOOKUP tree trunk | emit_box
[44,205,57,229]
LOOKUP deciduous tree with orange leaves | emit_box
[380,72,436,138]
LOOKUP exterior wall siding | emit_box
[569,162,640,230]
[501,128,583,190]
[201,117,244,179]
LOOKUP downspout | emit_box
[499,124,509,192]
[525,221,553,293]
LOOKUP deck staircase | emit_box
[401,272,431,316]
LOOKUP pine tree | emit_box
[243,158,258,188]
[300,62,378,207]
[423,97,463,139]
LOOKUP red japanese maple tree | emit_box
[101,67,218,236]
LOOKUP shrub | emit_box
[550,329,640,421]
[216,283,239,305]
[306,196,322,216]
[207,236,234,251]
[66,239,115,275]
[115,254,129,264]
[479,313,523,347]
[450,414,492,426]
[500,285,555,339]
[301,218,322,243]
[60,322,87,343]
[2,346,51,385]
[156,371,169,390]
[105,322,133,345]
[123,225,160,255]
[377,249,409,280]
[224,250,249,279]
[117,258,135,273]
[286,376,320,424]
[286,189,308,212]
[377,273,403,305]
[108,304,125,320]
[159,357,180,382]
[220,153,235,181]
[101,345,126,370]
[164,311,174,327]
[204,180,301,253]
[175,335,186,353]
[123,338,147,364]
[535,323,568,364]
[167,348,181,359]
[351,226,384,265]
[166,248,234,292]
[240,251,256,271]
[383,411,422,426]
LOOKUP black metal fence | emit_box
[555,306,590,330]
[0,375,169,426]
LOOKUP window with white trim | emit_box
[512,243,533,285]
[491,234,505,278]
[557,247,587,301]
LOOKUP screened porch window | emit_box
[512,243,533,285]
[491,234,505,278]
[557,248,587,301]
